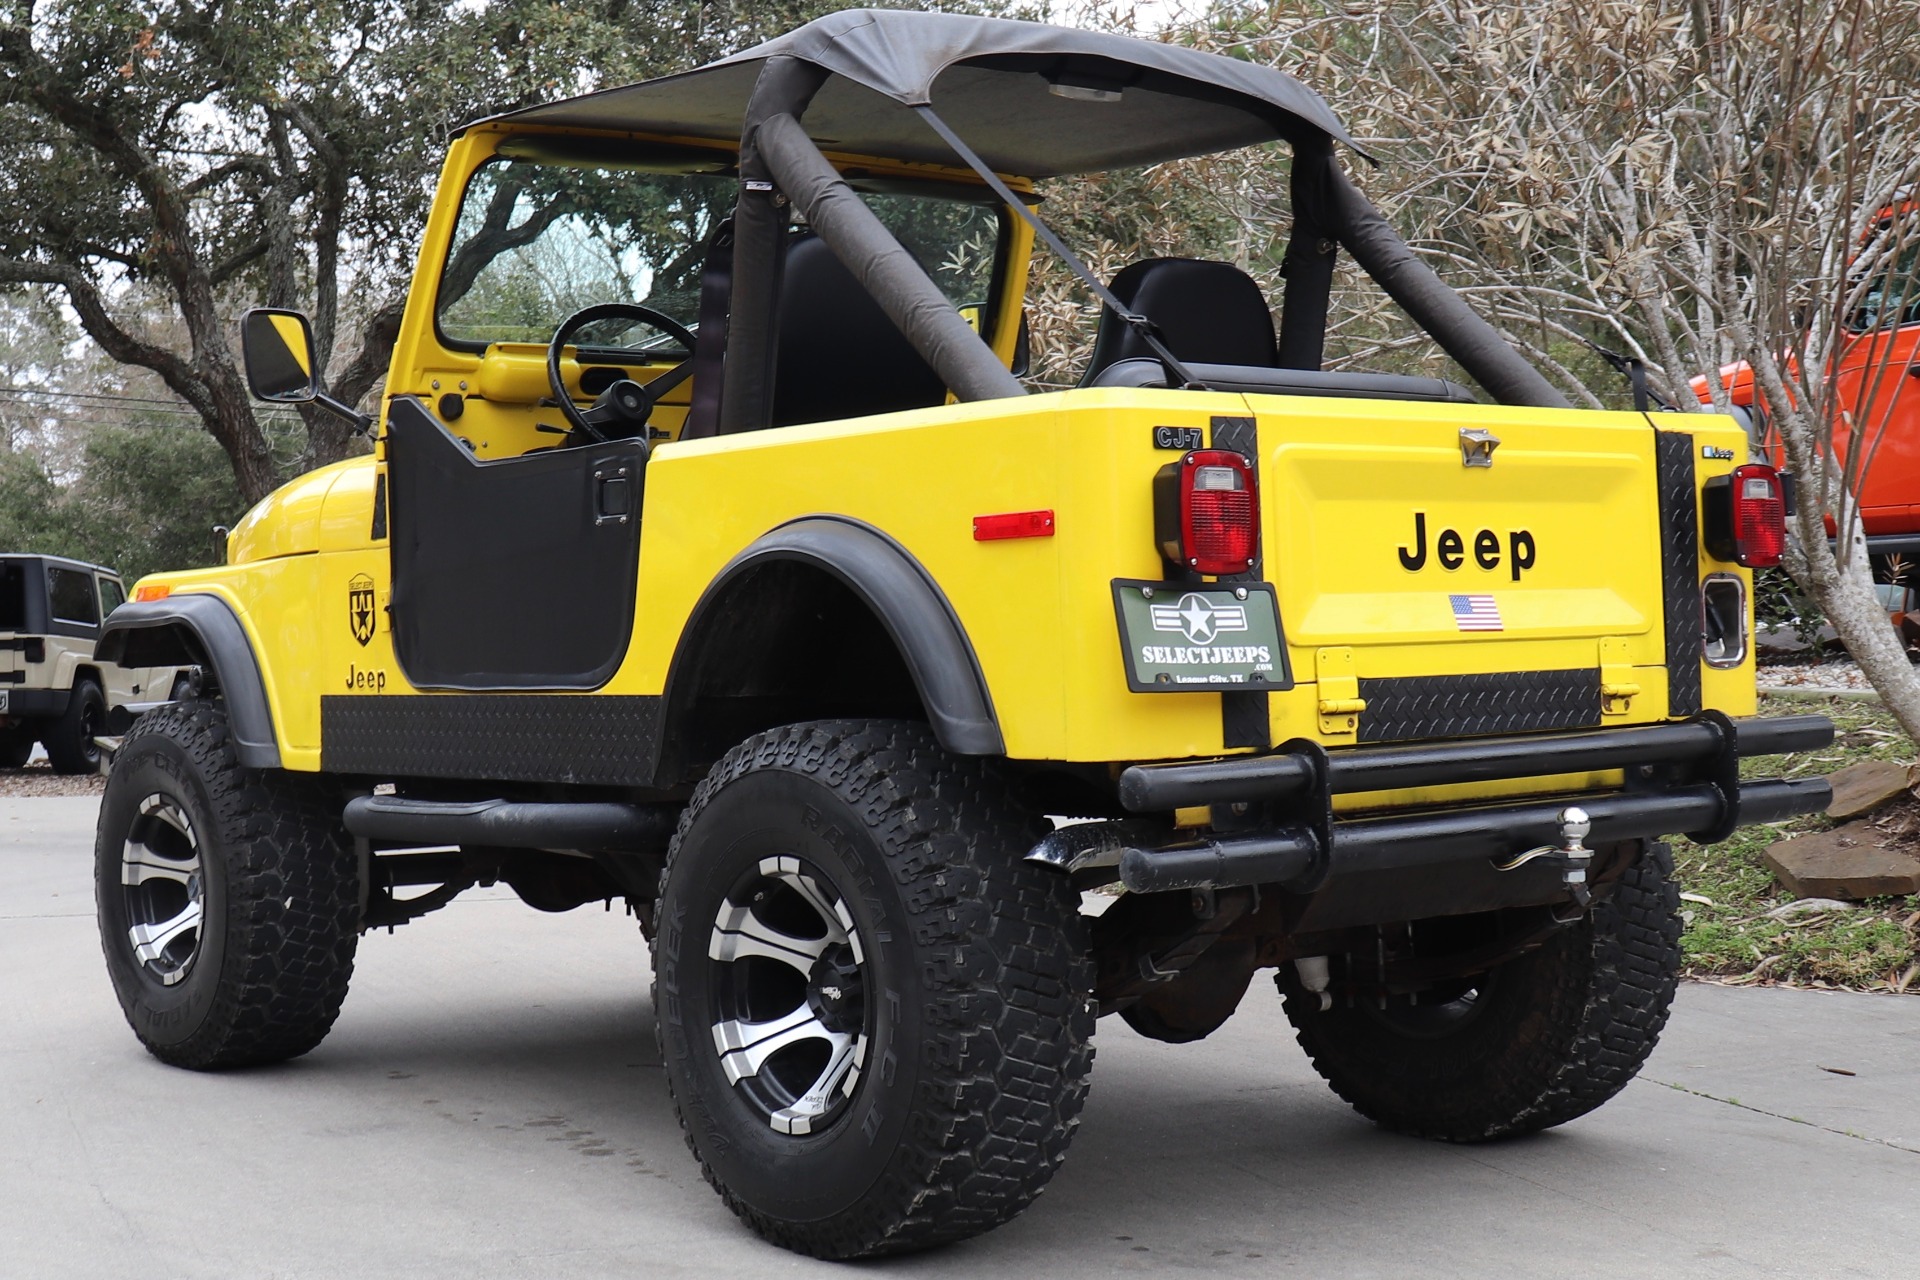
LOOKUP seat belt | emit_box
[682,219,734,440]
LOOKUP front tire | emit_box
[1280,843,1682,1142]
[95,700,361,1069]
[654,721,1094,1259]
[45,678,104,774]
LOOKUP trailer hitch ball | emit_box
[1294,955,1333,1011]
[1491,806,1594,910]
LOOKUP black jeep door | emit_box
[384,396,644,690]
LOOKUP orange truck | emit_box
[1694,209,1920,552]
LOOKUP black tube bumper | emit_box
[1119,714,1833,812]
[1085,714,1834,930]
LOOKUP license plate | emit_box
[0,689,9,713]
[1111,579,1292,692]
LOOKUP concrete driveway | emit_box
[5,794,1917,1278]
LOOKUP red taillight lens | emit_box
[1705,462,1786,568]
[1159,449,1258,575]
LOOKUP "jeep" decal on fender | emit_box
[1397,512,1536,582]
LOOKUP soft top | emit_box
[489,9,1361,177]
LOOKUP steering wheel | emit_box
[546,302,699,443]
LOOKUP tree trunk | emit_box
[1781,448,1920,741]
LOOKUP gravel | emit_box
[0,765,104,797]
[1756,659,1875,695]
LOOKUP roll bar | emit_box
[720,58,1573,428]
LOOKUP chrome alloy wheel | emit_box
[707,855,870,1136]
[120,794,204,986]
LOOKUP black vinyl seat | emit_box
[1080,257,1279,384]
[1078,255,1479,404]
[772,234,949,428]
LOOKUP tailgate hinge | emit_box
[1315,647,1365,735]
[1599,637,1640,715]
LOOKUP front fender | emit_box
[97,595,281,769]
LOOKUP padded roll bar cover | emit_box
[1320,159,1573,410]
[1088,358,1477,403]
[721,56,830,433]
[96,595,282,769]
[755,112,1025,406]
[666,516,1004,756]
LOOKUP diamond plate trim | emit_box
[322,695,661,786]
[1211,414,1271,751]
[1655,432,1703,717]
[1356,669,1601,744]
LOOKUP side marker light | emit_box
[973,510,1056,541]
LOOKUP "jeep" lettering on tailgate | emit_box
[1397,512,1536,581]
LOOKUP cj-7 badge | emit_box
[348,574,376,646]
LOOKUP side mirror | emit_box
[236,307,374,435]
[241,308,320,402]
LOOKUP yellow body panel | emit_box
[138,391,1758,792]
[132,120,1761,813]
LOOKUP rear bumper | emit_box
[1038,714,1833,931]
[1,687,71,719]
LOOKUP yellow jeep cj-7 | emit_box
[95,10,1832,1258]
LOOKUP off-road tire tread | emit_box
[101,698,359,1069]
[653,720,1094,1259]
[1281,843,1681,1142]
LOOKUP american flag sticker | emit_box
[1450,594,1503,632]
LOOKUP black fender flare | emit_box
[664,516,1004,758]
[97,595,282,769]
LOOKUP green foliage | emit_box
[62,425,253,583]
[1754,566,1829,650]
[0,424,265,583]
[0,448,61,550]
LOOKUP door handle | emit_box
[593,464,634,525]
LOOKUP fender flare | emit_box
[97,595,282,769]
[664,517,1004,758]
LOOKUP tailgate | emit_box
[1250,399,1680,739]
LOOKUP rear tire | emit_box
[653,721,1094,1258]
[45,678,104,774]
[0,726,33,768]
[95,699,361,1069]
[1280,843,1682,1141]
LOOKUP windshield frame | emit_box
[429,131,1016,364]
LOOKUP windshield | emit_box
[436,155,1006,352]
[1849,216,1920,332]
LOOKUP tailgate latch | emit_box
[1459,427,1500,467]
[1315,647,1366,734]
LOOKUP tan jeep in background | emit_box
[0,554,180,772]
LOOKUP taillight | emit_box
[1154,449,1259,575]
[1703,463,1786,568]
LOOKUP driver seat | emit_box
[771,235,948,428]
